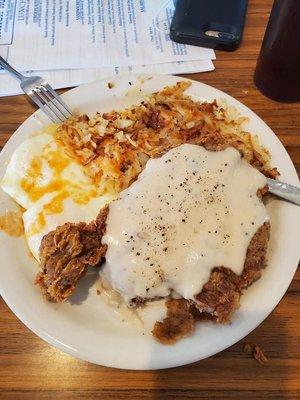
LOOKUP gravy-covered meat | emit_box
[101,145,269,305]
[195,222,270,323]
[35,206,108,302]
[153,222,270,344]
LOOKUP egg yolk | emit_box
[22,149,100,235]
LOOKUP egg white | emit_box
[1,133,98,209]
[1,133,115,260]
[1,134,53,209]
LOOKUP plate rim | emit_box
[0,73,299,370]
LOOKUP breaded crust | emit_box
[152,299,195,345]
[35,206,108,302]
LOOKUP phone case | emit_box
[170,0,248,51]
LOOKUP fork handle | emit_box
[0,56,24,81]
[267,178,300,206]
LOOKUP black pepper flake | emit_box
[163,247,168,252]
[182,219,186,223]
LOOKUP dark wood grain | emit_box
[0,0,299,399]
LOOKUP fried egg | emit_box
[23,193,113,261]
[1,132,115,261]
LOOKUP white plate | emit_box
[0,74,299,370]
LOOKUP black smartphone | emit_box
[170,0,248,51]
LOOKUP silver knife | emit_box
[267,178,300,206]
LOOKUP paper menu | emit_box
[0,0,215,71]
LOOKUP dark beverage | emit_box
[254,0,300,103]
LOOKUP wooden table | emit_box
[0,1,299,399]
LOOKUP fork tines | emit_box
[30,82,73,123]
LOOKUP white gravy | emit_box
[101,144,268,304]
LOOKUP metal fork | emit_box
[0,56,72,123]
